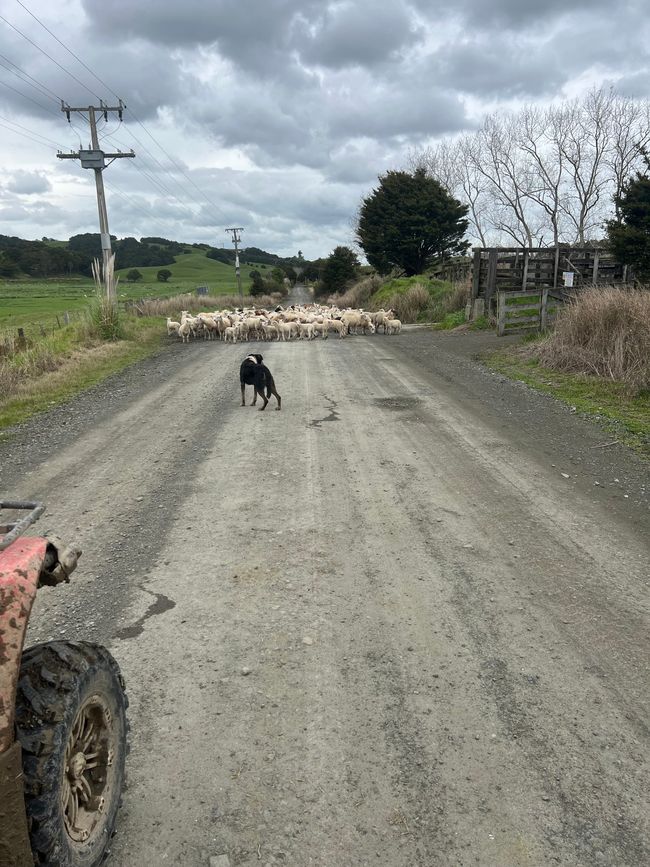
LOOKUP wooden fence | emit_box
[470,246,630,313]
[497,288,561,337]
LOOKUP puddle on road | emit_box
[309,395,340,429]
[373,396,423,411]
[115,591,176,640]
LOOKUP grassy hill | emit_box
[115,249,240,293]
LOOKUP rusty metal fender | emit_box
[0,536,47,755]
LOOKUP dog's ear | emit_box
[255,354,264,363]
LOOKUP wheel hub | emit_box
[62,695,115,844]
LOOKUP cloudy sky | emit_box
[0,0,648,258]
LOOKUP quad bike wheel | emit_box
[14,641,128,867]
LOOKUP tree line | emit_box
[410,88,650,249]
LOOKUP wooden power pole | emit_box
[225,227,244,306]
[57,100,135,302]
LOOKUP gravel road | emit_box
[1,320,648,867]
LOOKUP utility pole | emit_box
[225,227,244,306]
[57,100,135,302]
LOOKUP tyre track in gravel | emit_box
[1,325,648,867]
[1,340,239,648]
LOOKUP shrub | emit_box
[530,286,650,393]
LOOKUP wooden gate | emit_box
[496,288,560,336]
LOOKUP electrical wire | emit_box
[0,52,61,104]
[11,1,227,222]
[0,117,61,149]
[104,126,207,211]
[0,11,101,101]
[103,178,176,235]
[14,0,121,102]
[0,112,66,148]
[0,76,58,115]
[6,1,228,228]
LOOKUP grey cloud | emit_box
[5,169,52,194]
[412,0,624,30]
[296,2,422,69]
[431,38,566,98]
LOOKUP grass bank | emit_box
[0,315,163,431]
[484,347,650,457]
[331,272,470,324]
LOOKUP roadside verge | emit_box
[482,344,650,458]
[0,318,163,432]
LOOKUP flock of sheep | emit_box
[165,304,403,343]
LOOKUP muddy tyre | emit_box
[14,641,128,867]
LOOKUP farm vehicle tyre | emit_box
[14,641,129,867]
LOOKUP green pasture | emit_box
[114,249,242,289]
[0,251,259,332]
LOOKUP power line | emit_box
[104,127,209,214]
[103,177,175,235]
[0,117,61,149]
[13,0,121,102]
[124,107,227,220]
[0,112,65,147]
[0,11,101,101]
[0,76,58,115]
[11,1,225,220]
[0,52,61,103]
[6,1,229,229]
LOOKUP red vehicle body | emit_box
[0,501,127,867]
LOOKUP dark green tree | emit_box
[357,168,469,276]
[318,246,359,297]
[126,268,143,282]
[249,270,266,296]
[157,268,173,282]
[607,155,650,282]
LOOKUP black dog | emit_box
[239,354,282,411]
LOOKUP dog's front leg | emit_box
[240,383,246,406]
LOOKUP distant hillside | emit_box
[0,233,311,280]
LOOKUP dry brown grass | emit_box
[389,284,430,322]
[531,286,650,392]
[132,293,281,317]
[328,275,384,308]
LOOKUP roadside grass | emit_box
[370,275,470,324]
[485,346,650,456]
[0,316,163,431]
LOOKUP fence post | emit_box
[485,249,498,313]
[521,249,530,289]
[553,245,560,289]
[470,248,481,301]
[497,291,506,336]
[540,286,549,330]
[592,251,600,284]
[63,311,70,325]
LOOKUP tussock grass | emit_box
[528,286,650,393]
[329,275,384,308]
[86,293,125,341]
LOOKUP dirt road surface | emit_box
[2,318,648,866]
